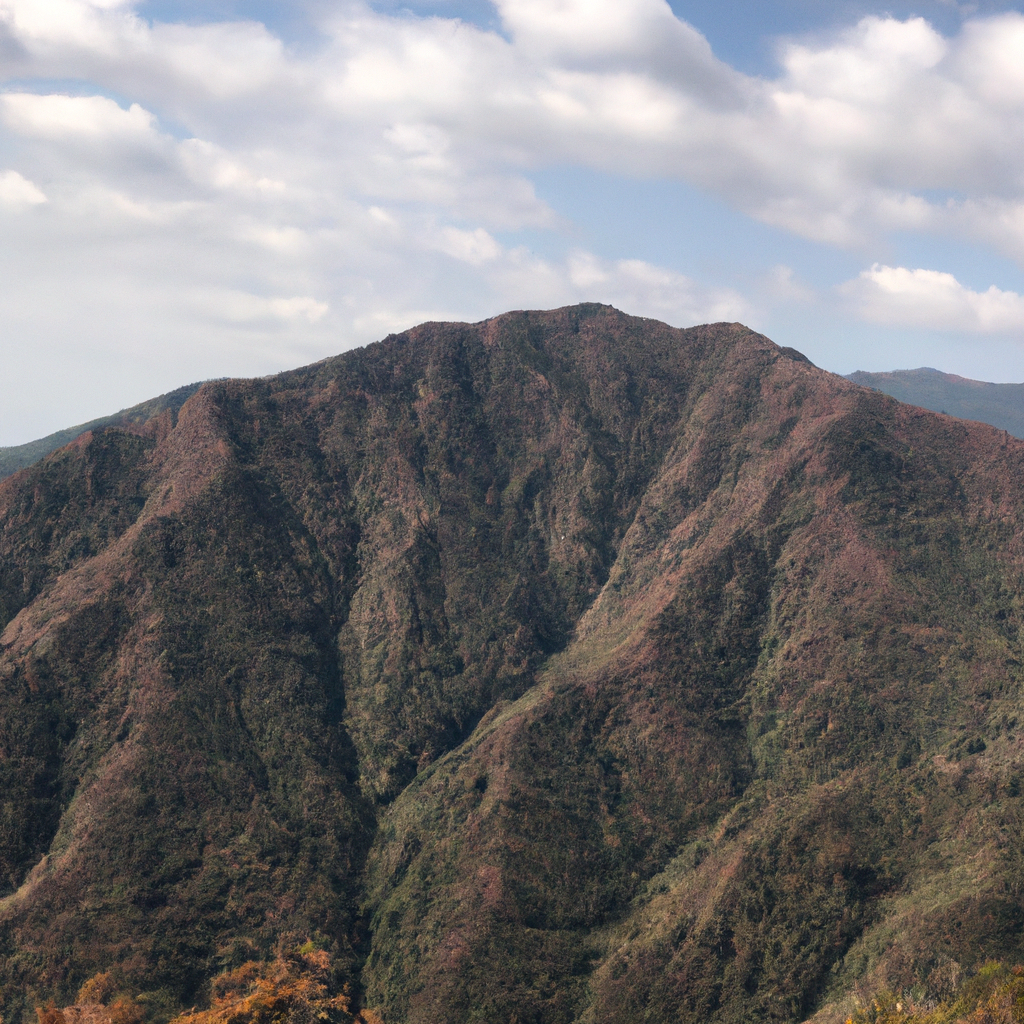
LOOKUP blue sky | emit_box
[1,0,1024,443]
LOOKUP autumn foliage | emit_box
[35,949,384,1024]
[171,948,354,1024]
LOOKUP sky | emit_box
[2,0,1024,444]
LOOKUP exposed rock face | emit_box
[2,305,1024,1022]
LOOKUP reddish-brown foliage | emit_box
[9,307,1024,1022]
[169,949,353,1024]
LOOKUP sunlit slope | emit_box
[1,306,1024,1023]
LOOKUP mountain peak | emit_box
[3,308,1024,1023]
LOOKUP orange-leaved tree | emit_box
[169,947,355,1024]
[36,946,383,1024]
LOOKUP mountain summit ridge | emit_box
[2,305,1024,1023]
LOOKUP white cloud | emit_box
[778,16,946,104]
[0,93,156,140]
[267,295,329,323]
[178,138,285,194]
[151,21,287,99]
[499,0,675,56]
[0,169,46,205]
[0,0,135,53]
[3,0,1020,250]
[764,265,814,304]
[434,226,502,265]
[566,251,750,325]
[193,290,329,325]
[1,0,1024,439]
[953,14,1024,109]
[842,264,1024,333]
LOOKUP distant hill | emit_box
[0,382,207,480]
[846,367,1024,438]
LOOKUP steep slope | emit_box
[0,382,206,481]
[0,306,704,1015]
[365,325,1024,1024]
[2,306,1024,1023]
[847,367,1024,439]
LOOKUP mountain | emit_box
[0,382,207,481]
[3,305,1024,1023]
[846,367,1024,439]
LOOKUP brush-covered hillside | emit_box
[0,382,207,482]
[3,305,1024,1024]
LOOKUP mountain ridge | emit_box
[0,382,208,482]
[845,366,1024,439]
[5,360,1019,489]
[2,306,1024,1023]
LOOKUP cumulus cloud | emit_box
[434,226,502,265]
[1,0,1024,439]
[0,4,1020,239]
[7,0,1022,243]
[566,251,750,324]
[842,265,1024,333]
[0,169,46,205]
[0,93,156,140]
[188,291,330,325]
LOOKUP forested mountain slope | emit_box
[2,305,1024,1023]
[0,382,206,481]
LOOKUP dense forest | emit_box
[3,305,1024,1023]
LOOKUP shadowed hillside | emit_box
[846,367,1024,439]
[3,306,1024,1023]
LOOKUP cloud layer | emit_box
[1,0,1024,439]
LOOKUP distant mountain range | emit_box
[5,310,1024,1023]
[846,367,1024,439]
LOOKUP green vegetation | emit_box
[3,306,1024,1022]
